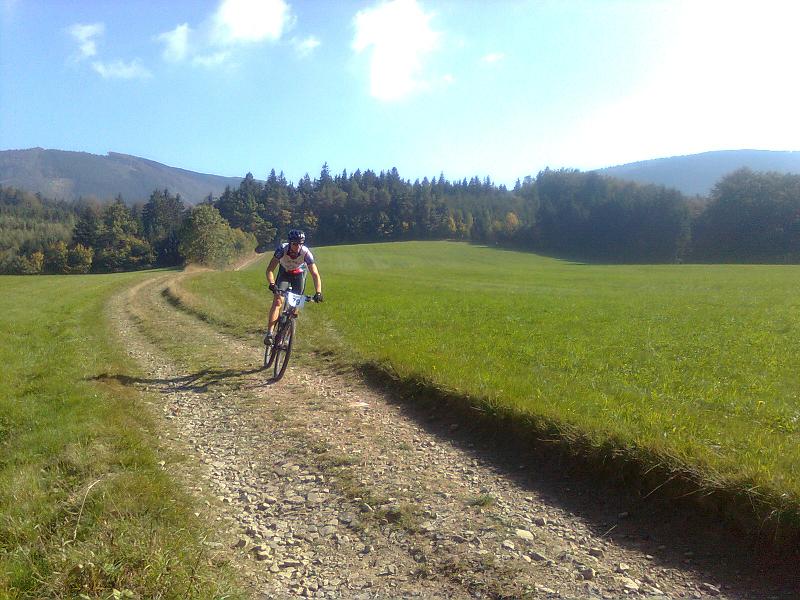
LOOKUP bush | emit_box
[93,235,154,272]
[179,205,255,268]
[66,244,94,274]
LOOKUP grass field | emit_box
[0,273,243,599]
[8,241,796,595]
[178,241,800,529]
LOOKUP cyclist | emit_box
[264,229,322,345]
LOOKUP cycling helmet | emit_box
[288,229,305,244]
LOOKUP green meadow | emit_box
[0,273,243,599]
[3,239,799,595]
[180,241,800,525]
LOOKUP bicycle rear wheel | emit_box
[272,318,295,381]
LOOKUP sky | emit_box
[1,0,799,187]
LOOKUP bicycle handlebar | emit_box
[273,288,319,303]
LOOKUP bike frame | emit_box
[263,290,316,381]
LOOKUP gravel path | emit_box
[106,272,798,599]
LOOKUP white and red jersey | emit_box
[273,243,315,274]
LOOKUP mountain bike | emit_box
[263,290,317,382]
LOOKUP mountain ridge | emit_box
[0,148,244,205]
[3,147,800,203]
[595,149,800,196]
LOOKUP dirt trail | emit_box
[233,252,265,271]
[106,271,797,599]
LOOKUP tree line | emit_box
[0,187,254,274]
[2,165,800,274]
[212,164,800,263]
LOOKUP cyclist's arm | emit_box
[266,256,280,286]
[308,262,322,294]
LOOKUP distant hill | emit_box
[596,150,800,196]
[0,148,244,204]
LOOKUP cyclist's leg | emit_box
[268,268,290,333]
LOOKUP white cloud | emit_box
[68,22,105,60]
[192,51,232,67]
[157,0,294,68]
[69,22,151,80]
[159,23,192,62]
[92,59,152,80]
[211,0,293,45]
[352,0,441,101]
[292,35,320,58]
[481,52,505,65]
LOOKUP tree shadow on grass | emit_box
[92,367,266,393]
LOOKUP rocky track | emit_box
[106,272,797,599]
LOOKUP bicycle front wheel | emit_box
[272,318,295,381]
[263,338,275,370]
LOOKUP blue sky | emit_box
[1,0,798,187]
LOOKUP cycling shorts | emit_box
[276,266,306,294]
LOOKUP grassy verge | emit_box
[175,241,800,539]
[0,273,244,599]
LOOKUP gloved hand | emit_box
[268,282,277,293]
[313,292,323,303]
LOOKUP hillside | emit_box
[596,149,800,196]
[0,148,244,204]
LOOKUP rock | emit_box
[514,528,535,542]
[281,559,302,568]
[580,567,596,580]
[556,550,574,563]
[306,492,325,504]
[533,516,548,526]
[419,521,435,533]
[701,583,721,596]
[619,577,640,592]
[643,584,667,595]
[535,586,557,595]
[501,540,516,551]
[589,547,604,558]
[616,562,631,573]
[529,550,549,562]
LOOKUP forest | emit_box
[2,165,799,274]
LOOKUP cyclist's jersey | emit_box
[274,243,315,275]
